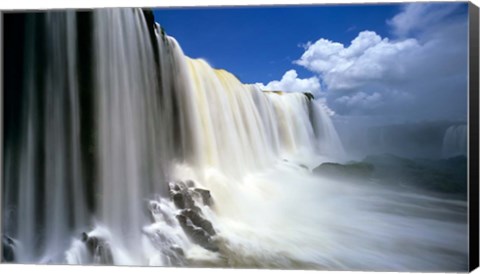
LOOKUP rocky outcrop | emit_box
[80,232,113,265]
[168,180,218,252]
[176,211,218,252]
[192,188,213,207]
[303,92,314,101]
[2,235,15,262]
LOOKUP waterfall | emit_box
[3,8,344,264]
[442,124,467,158]
[3,12,89,262]
[2,8,467,271]
[93,10,168,262]
[183,59,345,176]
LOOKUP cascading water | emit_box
[93,9,168,263]
[2,8,467,271]
[442,124,468,158]
[3,12,89,263]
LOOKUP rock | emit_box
[186,180,195,188]
[2,235,15,262]
[169,181,202,210]
[182,209,216,236]
[172,192,186,209]
[93,242,113,265]
[81,233,113,265]
[299,164,309,170]
[303,92,315,101]
[162,245,186,266]
[171,245,185,257]
[170,180,186,192]
[313,162,374,180]
[193,188,213,206]
[168,180,219,252]
[141,9,161,65]
[142,9,155,31]
[176,210,218,252]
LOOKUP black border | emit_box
[469,1,479,272]
[0,11,4,264]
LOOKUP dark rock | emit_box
[299,164,309,170]
[186,180,195,188]
[176,211,218,252]
[141,9,160,64]
[93,242,113,265]
[172,192,186,209]
[177,214,188,225]
[168,180,219,251]
[142,9,155,31]
[173,184,181,192]
[171,246,184,257]
[193,188,213,206]
[303,92,315,101]
[163,245,186,266]
[169,181,199,210]
[80,233,113,265]
[170,180,186,191]
[81,232,89,242]
[182,209,216,236]
[2,235,15,262]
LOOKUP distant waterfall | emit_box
[442,125,467,158]
[182,59,345,176]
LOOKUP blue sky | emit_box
[153,3,468,123]
[153,4,401,83]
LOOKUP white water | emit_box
[442,124,467,158]
[3,8,467,271]
[94,9,168,263]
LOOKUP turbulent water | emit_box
[2,8,467,271]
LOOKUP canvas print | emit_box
[2,2,471,271]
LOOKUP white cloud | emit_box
[255,3,467,121]
[294,31,420,91]
[387,3,463,38]
[317,97,336,116]
[256,69,321,95]
[292,3,467,119]
[336,92,383,109]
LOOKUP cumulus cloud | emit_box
[294,31,420,91]
[295,3,467,120]
[256,69,321,95]
[254,3,467,122]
